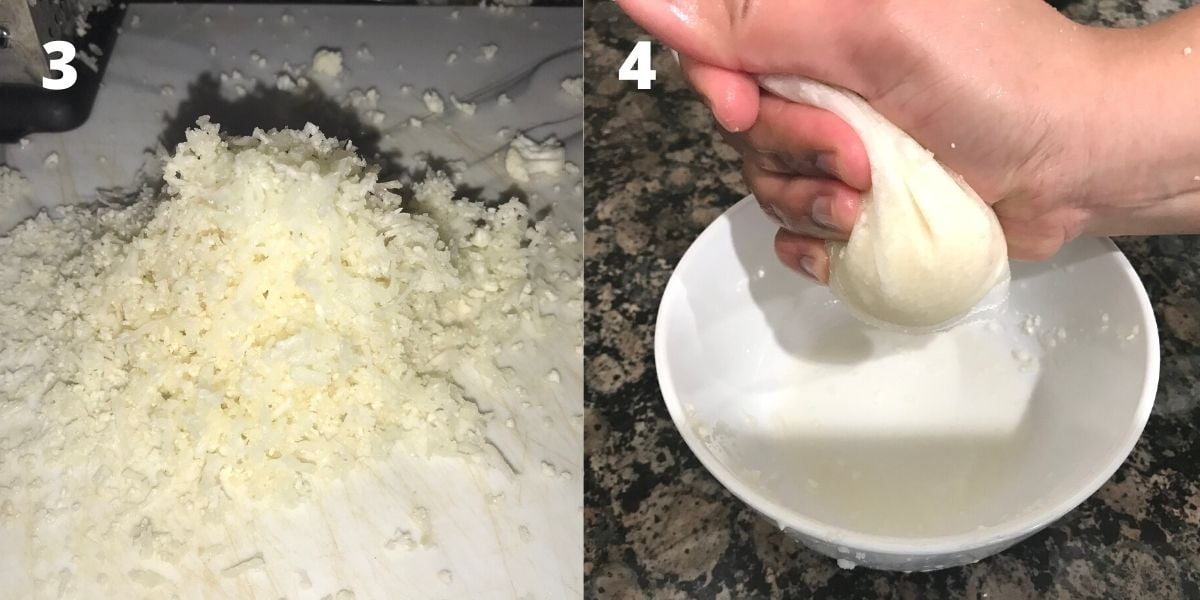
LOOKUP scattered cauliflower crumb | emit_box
[219,69,244,84]
[311,48,344,77]
[276,73,296,91]
[385,529,417,551]
[505,134,566,182]
[497,93,511,105]
[480,43,499,61]
[481,1,517,16]
[422,90,446,114]
[43,152,60,168]
[450,94,476,116]
[560,76,583,98]
[344,87,381,111]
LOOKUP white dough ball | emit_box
[758,75,1010,330]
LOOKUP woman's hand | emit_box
[698,82,867,281]
[620,0,1200,278]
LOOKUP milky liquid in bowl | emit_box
[658,196,1158,569]
[690,304,1042,538]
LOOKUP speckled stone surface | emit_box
[584,1,1200,597]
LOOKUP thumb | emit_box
[615,0,852,84]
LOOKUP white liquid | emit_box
[775,316,1037,438]
[703,312,1041,538]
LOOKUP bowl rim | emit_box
[654,195,1160,556]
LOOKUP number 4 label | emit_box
[619,40,656,90]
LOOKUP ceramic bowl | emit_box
[655,195,1159,571]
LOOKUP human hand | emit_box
[620,0,1200,280]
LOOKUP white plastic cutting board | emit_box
[0,5,583,599]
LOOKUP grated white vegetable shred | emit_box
[0,118,581,592]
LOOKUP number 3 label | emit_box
[619,40,656,90]
[42,41,77,90]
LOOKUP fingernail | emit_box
[811,196,836,231]
[799,256,819,281]
[715,112,741,133]
[814,153,839,179]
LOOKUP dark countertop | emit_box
[584,0,1200,597]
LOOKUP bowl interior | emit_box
[657,196,1158,550]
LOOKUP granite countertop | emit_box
[584,0,1200,597]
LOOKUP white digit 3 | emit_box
[42,41,78,91]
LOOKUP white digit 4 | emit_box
[618,40,656,90]
[42,41,77,91]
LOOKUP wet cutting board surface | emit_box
[1,5,582,599]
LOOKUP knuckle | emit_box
[752,188,779,221]
[723,0,756,34]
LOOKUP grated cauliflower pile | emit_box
[0,118,581,590]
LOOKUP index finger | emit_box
[678,55,760,133]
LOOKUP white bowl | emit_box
[655,196,1159,571]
